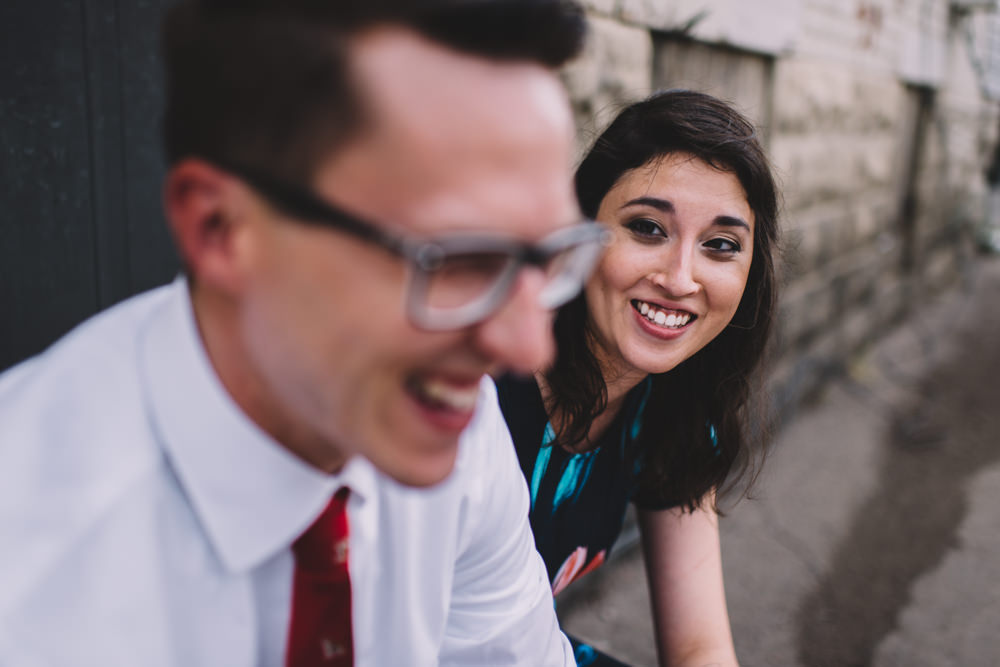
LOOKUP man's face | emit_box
[229,28,578,486]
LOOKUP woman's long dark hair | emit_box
[545,89,781,512]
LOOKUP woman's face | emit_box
[584,152,754,384]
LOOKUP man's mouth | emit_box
[406,376,481,414]
[632,299,696,329]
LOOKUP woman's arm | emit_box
[638,496,739,667]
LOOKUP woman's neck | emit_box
[535,367,648,454]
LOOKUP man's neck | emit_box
[189,284,348,475]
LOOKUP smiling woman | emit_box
[585,153,755,385]
[496,89,781,666]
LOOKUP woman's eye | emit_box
[705,237,742,253]
[624,218,664,238]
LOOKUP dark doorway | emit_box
[1,0,178,372]
[896,84,936,275]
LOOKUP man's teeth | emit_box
[637,301,691,328]
[419,379,479,412]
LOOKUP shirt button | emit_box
[333,539,349,565]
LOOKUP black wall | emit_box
[1,0,178,371]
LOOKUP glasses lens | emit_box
[405,223,607,331]
[539,237,605,308]
[422,251,515,311]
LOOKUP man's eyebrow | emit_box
[622,196,751,231]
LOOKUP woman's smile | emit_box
[632,299,695,329]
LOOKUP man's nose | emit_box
[474,268,556,375]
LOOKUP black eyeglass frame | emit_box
[213,160,610,330]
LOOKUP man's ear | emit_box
[164,159,249,294]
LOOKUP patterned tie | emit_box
[285,487,353,666]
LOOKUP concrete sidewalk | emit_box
[557,253,1000,666]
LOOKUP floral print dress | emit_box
[495,374,665,594]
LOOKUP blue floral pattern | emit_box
[496,375,653,588]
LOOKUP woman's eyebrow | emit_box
[714,215,751,232]
[622,197,751,232]
[621,196,673,213]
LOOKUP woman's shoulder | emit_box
[494,372,543,418]
[493,373,550,453]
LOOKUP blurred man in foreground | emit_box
[0,1,604,664]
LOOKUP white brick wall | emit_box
[562,13,653,153]
[562,0,1000,416]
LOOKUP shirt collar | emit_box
[138,276,376,573]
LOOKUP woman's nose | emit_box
[648,245,699,297]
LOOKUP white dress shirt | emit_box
[0,277,572,666]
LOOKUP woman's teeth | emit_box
[636,301,691,328]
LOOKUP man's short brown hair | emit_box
[162,0,586,183]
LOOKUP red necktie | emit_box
[285,488,353,666]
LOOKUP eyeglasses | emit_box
[215,161,610,330]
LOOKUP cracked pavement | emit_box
[557,254,1000,666]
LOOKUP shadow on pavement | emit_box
[796,259,1000,666]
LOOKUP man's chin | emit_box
[370,444,461,488]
